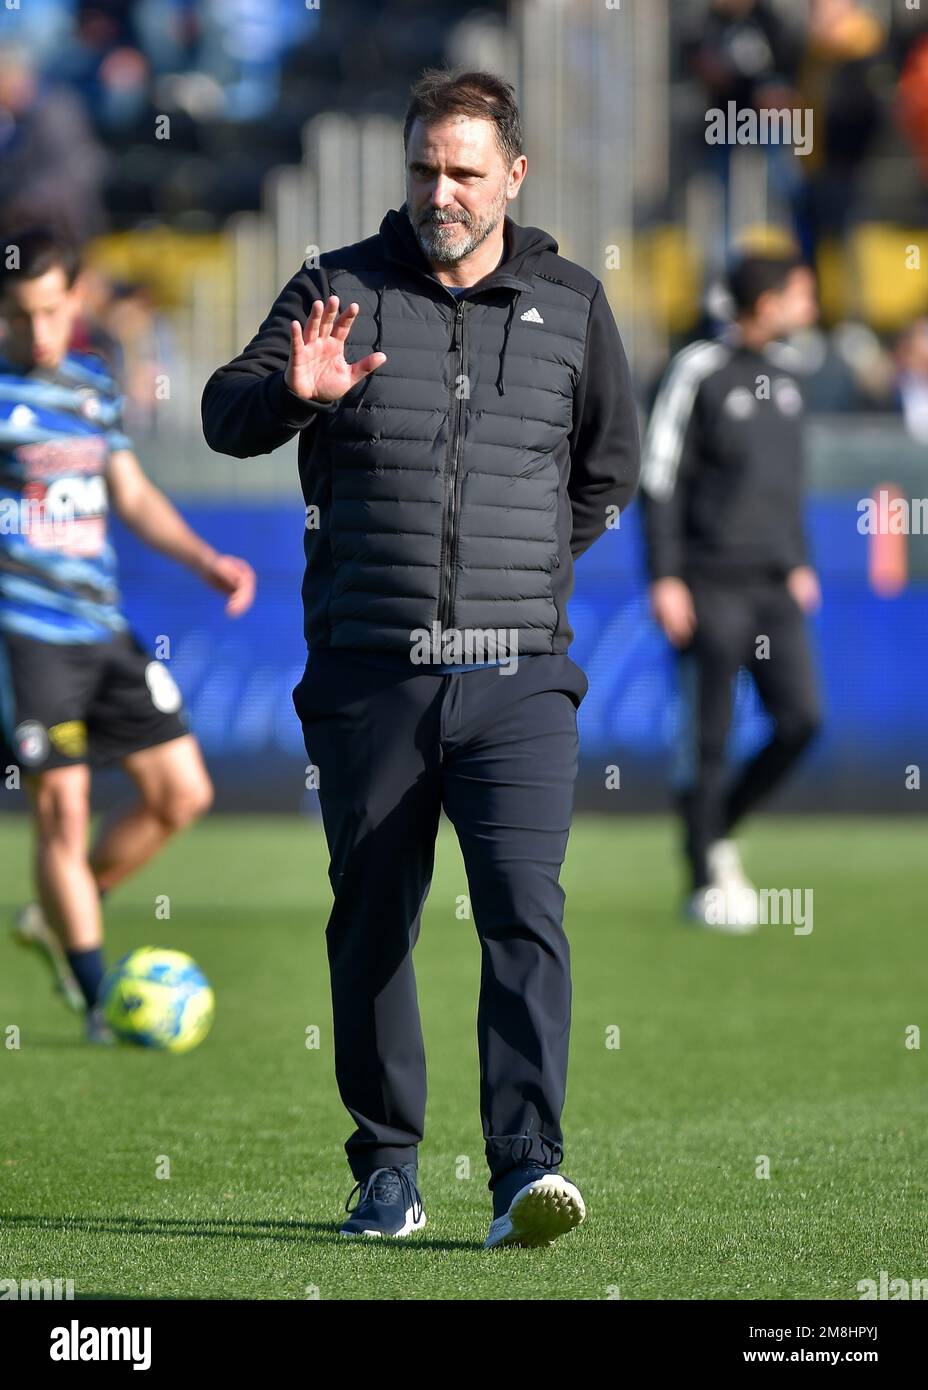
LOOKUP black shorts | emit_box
[0,628,189,774]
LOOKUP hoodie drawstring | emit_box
[369,277,523,396]
[373,284,384,353]
[354,284,384,407]
[495,291,521,397]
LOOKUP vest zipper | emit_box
[439,299,467,633]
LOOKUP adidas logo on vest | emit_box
[520,307,544,324]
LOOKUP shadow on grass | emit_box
[1,1211,476,1252]
[73,1293,221,1301]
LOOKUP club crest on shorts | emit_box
[13,720,49,766]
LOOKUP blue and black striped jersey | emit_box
[0,350,132,643]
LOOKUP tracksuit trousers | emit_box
[292,647,589,1192]
[675,573,822,891]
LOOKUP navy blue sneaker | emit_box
[339,1163,426,1238]
[484,1163,586,1249]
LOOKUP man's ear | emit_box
[71,268,91,314]
[72,265,111,319]
[507,154,527,200]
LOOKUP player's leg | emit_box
[82,631,205,894]
[674,579,753,895]
[1,632,103,1009]
[293,649,441,1233]
[26,764,99,948]
[24,763,114,1023]
[722,580,822,834]
[439,654,588,1247]
[89,734,213,893]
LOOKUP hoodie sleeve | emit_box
[637,350,707,583]
[567,281,641,560]
[201,266,340,459]
[782,463,812,571]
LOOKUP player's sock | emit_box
[65,948,106,1009]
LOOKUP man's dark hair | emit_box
[727,252,805,316]
[403,67,524,169]
[0,227,81,298]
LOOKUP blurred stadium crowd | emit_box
[1,0,926,436]
[673,0,928,429]
[0,0,476,236]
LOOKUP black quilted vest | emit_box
[299,204,597,656]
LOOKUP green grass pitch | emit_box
[1,813,924,1300]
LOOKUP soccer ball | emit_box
[100,948,214,1053]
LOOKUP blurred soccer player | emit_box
[639,253,822,930]
[0,229,256,1037]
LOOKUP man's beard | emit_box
[411,189,508,266]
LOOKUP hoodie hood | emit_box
[376,203,559,395]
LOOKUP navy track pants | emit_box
[292,648,589,1192]
[674,575,822,890]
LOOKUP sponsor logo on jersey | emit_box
[17,475,108,555]
[773,377,803,416]
[723,386,757,420]
[16,435,108,480]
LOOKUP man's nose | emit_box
[429,176,457,208]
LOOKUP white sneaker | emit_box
[707,839,753,891]
[483,1173,586,1250]
[684,884,759,934]
[12,903,85,1011]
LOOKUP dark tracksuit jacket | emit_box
[638,335,810,583]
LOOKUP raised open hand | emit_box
[284,295,387,404]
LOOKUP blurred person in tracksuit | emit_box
[639,253,822,931]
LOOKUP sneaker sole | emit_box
[484,1174,586,1250]
[339,1209,427,1239]
[683,915,759,935]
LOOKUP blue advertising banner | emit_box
[99,497,926,812]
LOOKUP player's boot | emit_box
[707,839,754,894]
[11,903,84,1011]
[483,1165,586,1249]
[339,1163,426,1238]
[85,1004,116,1045]
[684,884,759,933]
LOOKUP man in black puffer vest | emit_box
[202,69,640,1249]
